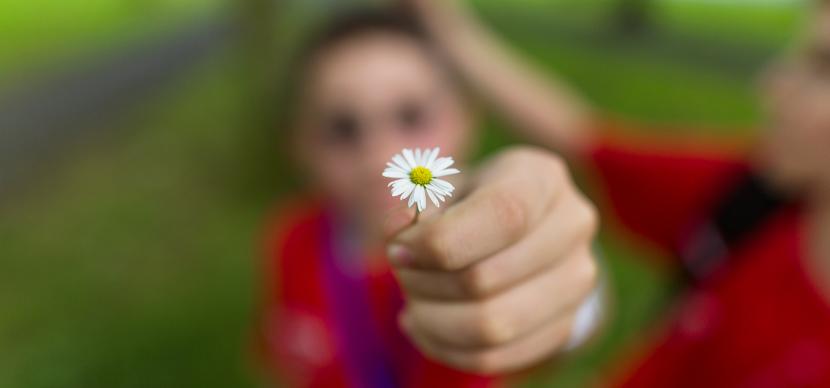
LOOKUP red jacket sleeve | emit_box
[585,122,748,258]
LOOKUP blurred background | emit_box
[0,0,809,387]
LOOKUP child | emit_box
[259,7,600,388]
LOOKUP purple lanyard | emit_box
[319,212,399,388]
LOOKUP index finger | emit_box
[388,148,567,270]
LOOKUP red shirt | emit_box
[589,128,830,387]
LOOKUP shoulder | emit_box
[261,197,328,260]
[258,196,331,300]
[587,119,753,164]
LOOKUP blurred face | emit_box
[760,4,830,194]
[294,32,475,236]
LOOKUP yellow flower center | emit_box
[409,166,433,186]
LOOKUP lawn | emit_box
[0,55,267,387]
[0,0,807,387]
[0,0,225,84]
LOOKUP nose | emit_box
[360,129,402,179]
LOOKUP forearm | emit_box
[412,1,595,156]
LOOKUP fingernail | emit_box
[386,244,414,267]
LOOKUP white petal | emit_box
[425,147,440,169]
[421,149,432,168]
[415,185,427,212]
[432,179,455,196]
[390,177,409,187]
[390,182,407,194]
[425,181,445,193]
[386,162,407,173]
[402,149,417,169]
[408,186,418,208]
[415,148,423,166]
[426,187,441,208]
[388,178,408,188]
[401,182,417,201]
[432,168,460,177]
[383,169,409,179]
[427,183,449,199]
[391,181,413,197]
[432,157,454,172]
[392,154,410,172]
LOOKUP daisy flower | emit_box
[382,148,460,212]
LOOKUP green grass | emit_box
[0,1,809,387]
[475,0,807,129]
[0,0,225,82]
[474,0,807,45]
[656,0,806,46]
[511,39,761,129]
[0,55,266,388]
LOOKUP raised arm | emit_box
[405,0,595,156]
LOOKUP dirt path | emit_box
[0,16,236,192]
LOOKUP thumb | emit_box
[383,205,417,268]
[382,200,443,241]
[383,204,443,267]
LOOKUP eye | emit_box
[325,112,360,145]
[397,101,430,134]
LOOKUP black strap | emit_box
[677,172,791,282]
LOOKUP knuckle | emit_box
[530,151,569,199]
[575,255,599,293]
[458,266,492,299]
[575,197,600,236]
[508,145,561,164]
[423,223,462,270]
[469,302,514,346]
[500,145,538,161]
[535,150,567,181]
[488,190,528,240]
[543,153,568,178]
[513,146,567,179]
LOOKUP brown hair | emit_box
[281,8,453,129]
[300,8,430,65]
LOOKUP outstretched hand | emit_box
[385,146,600,374]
